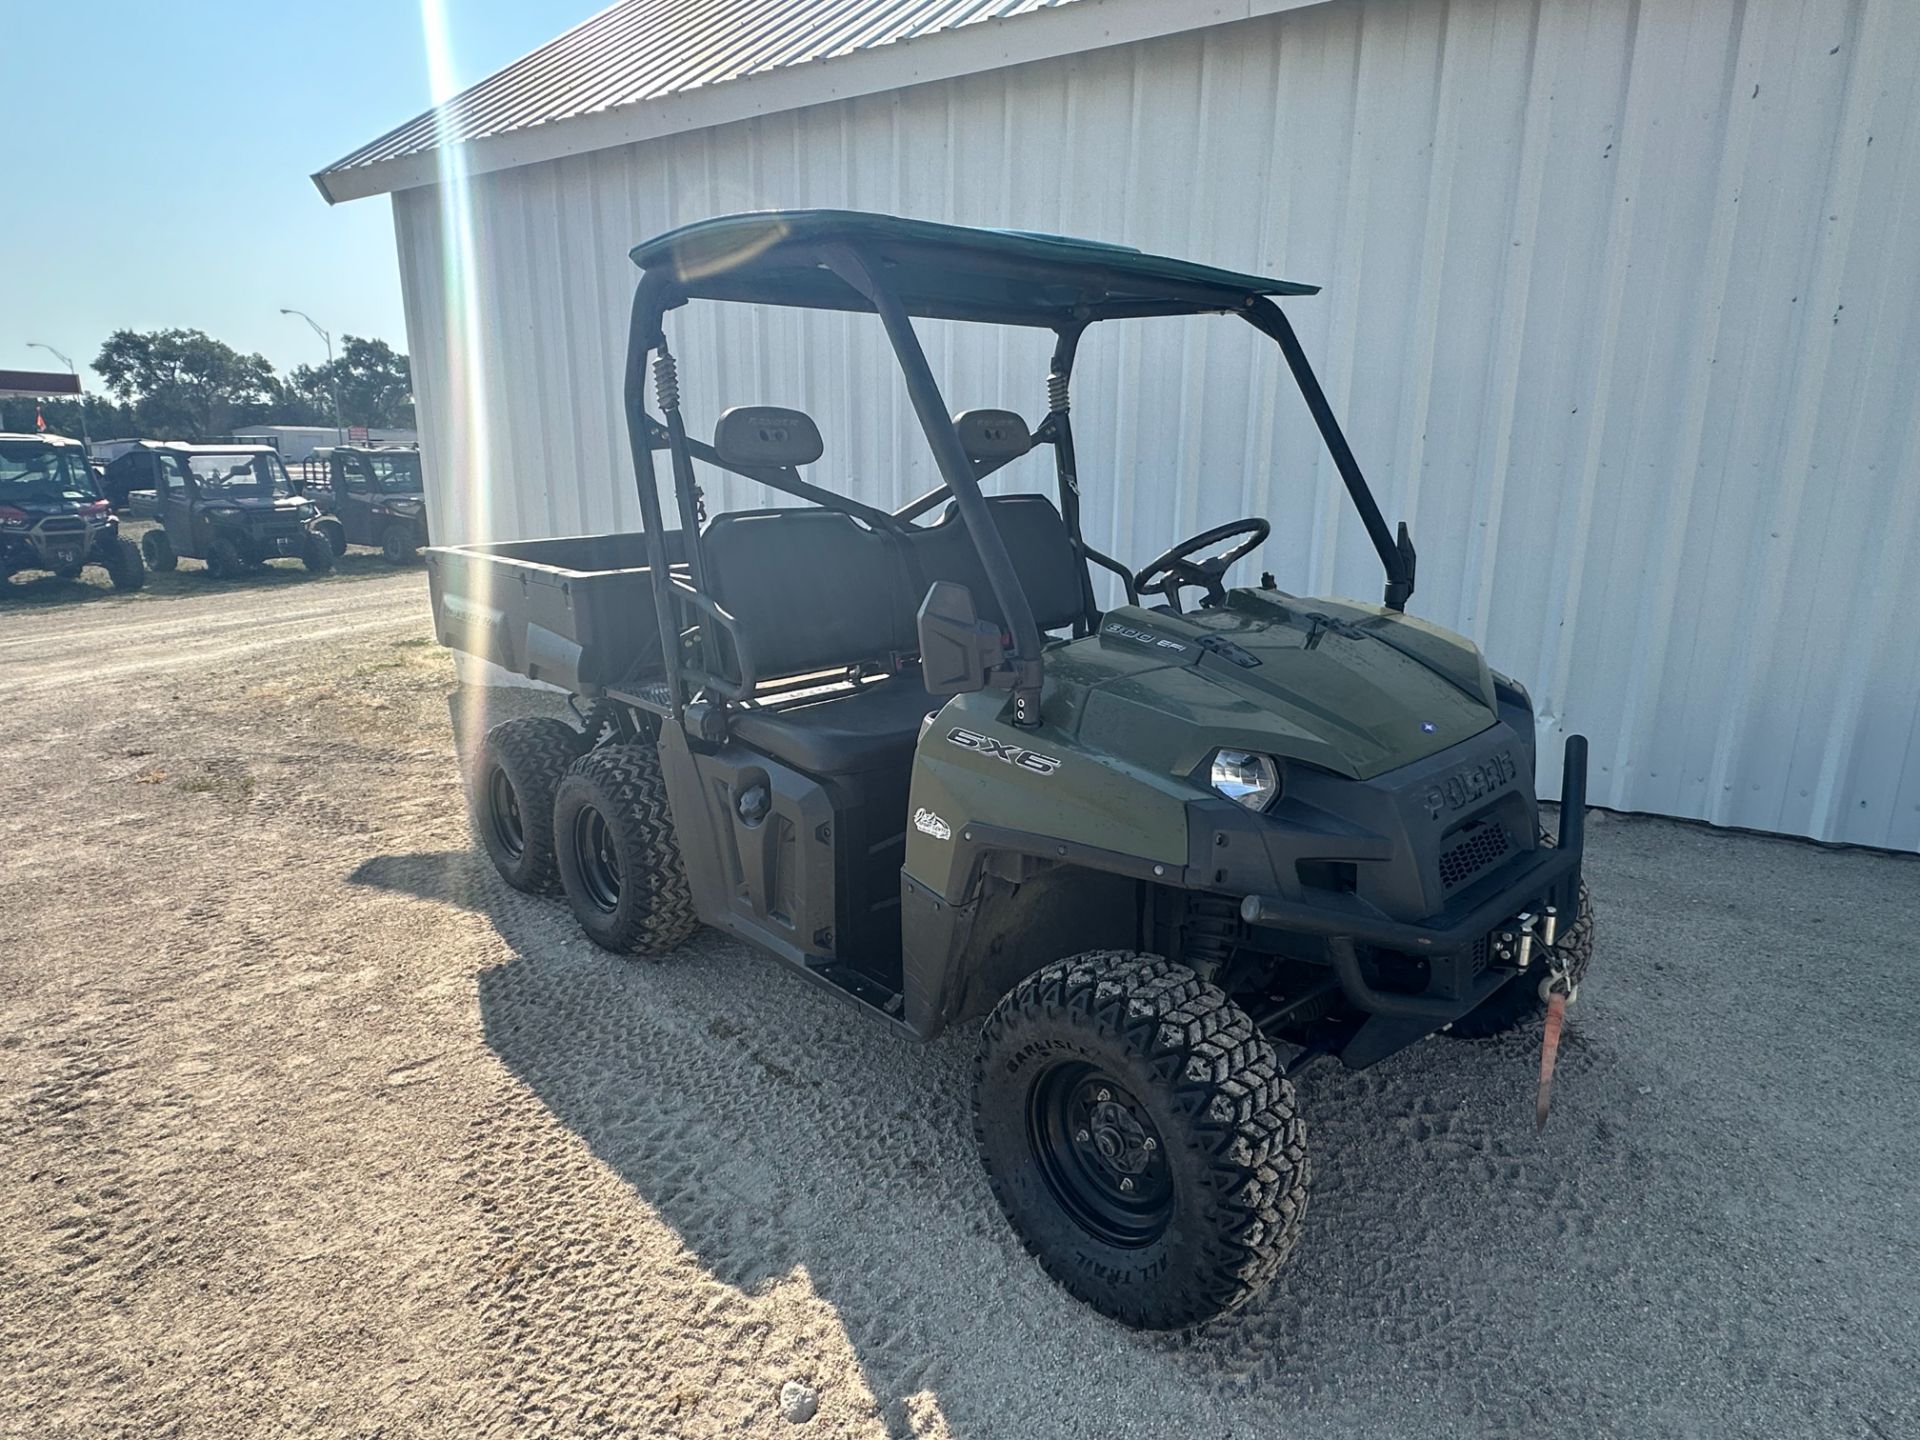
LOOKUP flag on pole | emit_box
[35,404,47,433]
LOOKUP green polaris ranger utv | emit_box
[302,445,429,563]
[428,211,1595,1330]
[111,443,335,580]
[0,433,145,593]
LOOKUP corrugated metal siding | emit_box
[394,0,1920,850]
[331,0,1090,175]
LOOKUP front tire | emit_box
[204,536,242,580]
[553,744,698,954]
[302,530,335,574]
[141,530,176,572]
[380,522,416,565]
[472,717,582,893]
[104,536,145,592]
[974,952,1310,1330]
[316,517,347,558]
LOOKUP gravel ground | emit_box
[2,573,1916,1440]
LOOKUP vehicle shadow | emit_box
[350,837,1667,1439]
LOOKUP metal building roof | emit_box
[313,0,1334,202]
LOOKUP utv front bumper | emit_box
[1237,735,1589,1061]
[1,515,115,573]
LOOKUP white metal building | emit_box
[318,0,1920,850]
[231,425,420,463]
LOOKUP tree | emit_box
[93,328,280,439]
[290,335,415,430]
[0,393,137,439]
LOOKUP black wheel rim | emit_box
[1026,1061,1174,1248]
[572,804,622,913]
[486,767,524,860]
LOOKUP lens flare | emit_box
[420,0,496,754]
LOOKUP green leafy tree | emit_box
[0,393,138,439]
[264,375,332,428]
[93,328,280,439]
[290,335,415,430]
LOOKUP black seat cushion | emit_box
[702,508,913,680]
[902,493,1086,634]
[702,494,1088,691]
[728,672,942,775]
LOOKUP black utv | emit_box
[109,443,335,580]
[301,445,429,563]
[0,433,144,593]
[430,211,1596,1330]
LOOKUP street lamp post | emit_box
[280,307,345,446]
[26,341,89,451]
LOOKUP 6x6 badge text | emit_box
[946,727,1061,776]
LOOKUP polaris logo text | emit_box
[913,808,952,841]
[946,728,1062,776]
[1422,750,1517,820]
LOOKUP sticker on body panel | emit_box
[1102,621,1190,654]
[913,807,952,841]
[946,727,1061,776]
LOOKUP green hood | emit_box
[1049,593,1498,782]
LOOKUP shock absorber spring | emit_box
[1047,369,1070,414]
[653,350,681,413]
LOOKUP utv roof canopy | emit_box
[629,210,1319,326]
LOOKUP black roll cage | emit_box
[621,243,1417,731]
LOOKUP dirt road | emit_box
[3,575,1916,1439]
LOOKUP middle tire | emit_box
[553,743,698,955]
[974,952,1310,1329]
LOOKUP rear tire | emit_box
[302,530,335,574]
[104,536,145,592]
[553,743,698,954]
[974,952,1310,1330]
[141,530,176,572]
[204,536,242,580]
[380,522,416,565]
[472,717,582,894]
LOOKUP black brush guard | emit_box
[1239,735,1589,1023]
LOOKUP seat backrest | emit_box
[903,493,1086,635]
[702,509,912,681]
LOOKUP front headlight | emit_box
[1209,749,1280,811]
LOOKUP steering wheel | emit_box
[1133,518,1271,611]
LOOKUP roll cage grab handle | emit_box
[621,265,1416,731]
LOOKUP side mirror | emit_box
[917,580,1007,696]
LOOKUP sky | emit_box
[1,0,596,383]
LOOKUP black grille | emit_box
[38,517,85,533]
[1439,819,1512,893]
[1469,934,1491,976]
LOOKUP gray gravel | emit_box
[2,575,1916,1439]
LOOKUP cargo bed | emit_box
[424,531,686,695]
